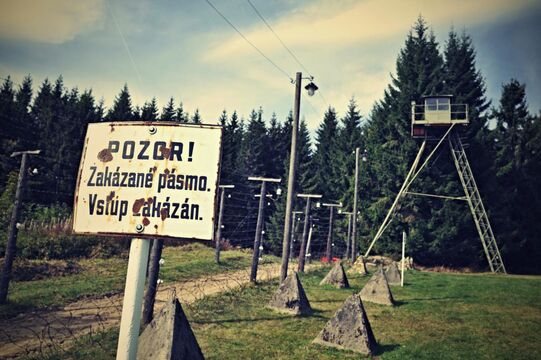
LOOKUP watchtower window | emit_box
[425,97,450,111]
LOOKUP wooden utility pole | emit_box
[351,147,360,262]
[322,202,342,262]
[340,211,353,259]
[215,185,235,264]
[142,238,163,325]
[280,72,302,283]
[290,210,303,260]
[297,193,321,272]
[0,150,40,304]
[248,177,280,283]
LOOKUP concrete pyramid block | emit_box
[137,296,204,360]
[350,256,368,276]
[313,294,377,355]
[385,261,401,285]
[359,268,395,306]
[320,262,350,288]
[267,272,312,315]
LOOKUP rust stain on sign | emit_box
[160,208,169,221]
[132,198,146,214]
[97,148,113,162]
[159,145,171,159]
[106,191,115,202]
[142,217,150,226]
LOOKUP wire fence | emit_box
[0,254,321,358]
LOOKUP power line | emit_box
[106,0,142,85]
[246,0,311,78]
[246,0,331,111]
[203,0,292,81]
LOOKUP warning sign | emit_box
[73,122,222,240]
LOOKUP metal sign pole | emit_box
[401,231,406,287]
[116,238,151,360]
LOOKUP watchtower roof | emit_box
[421,94,454,98]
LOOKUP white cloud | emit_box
[197,0,539,131]
[0,0,105,43]
[205,0,539,61]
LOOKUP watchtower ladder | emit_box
[449,132,506,273]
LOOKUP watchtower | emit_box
[364,95,506,273]
[411,95,468,138]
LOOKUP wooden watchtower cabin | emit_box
[411,95,468,139]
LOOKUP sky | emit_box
[0,0,540,133]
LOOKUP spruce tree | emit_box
[310,106,341,201]
[106,84,134,121]
[0,77,17,188]
[362,17,445,259]
[489,80,540,272]
[141,98,159,121]
[175,102,188,123]
[161,97,176,121]
[191,109,202,124]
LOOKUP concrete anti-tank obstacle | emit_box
[320,262,350,288]
[313,294,377,355]
[359,268,395,306]
[267,272,312,315]
[137,295,205,360]
[349,255,368,276]
[385,261,401,285]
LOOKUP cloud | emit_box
[205,0,539,61]
[196,0,540,130]
[0,0,105,43]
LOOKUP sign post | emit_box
[401,231,406,287]
[116,238,150,360]
[73,122,222,360]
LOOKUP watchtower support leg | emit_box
[448,132,506,273]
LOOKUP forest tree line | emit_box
[1,19,540,273]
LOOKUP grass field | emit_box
[35,265,541,360]
[0,243,262,319]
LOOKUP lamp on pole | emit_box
[280,72,319,283]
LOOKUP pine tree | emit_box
[435,29,493,267]
[242,109,267,177]
[336,98,363,206]
[161,97,176,121]
[489,80,540,272]
[362,17,445,259]
[265,112,285,179]
[310,106,341,201]
[106,84,134,121]
[141,98,159,121]
[0,77,17,188]
[267,117,314,254]
[175,102,188,123]
[191,109,202,124]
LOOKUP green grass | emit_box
[36,267,541,360]
[0,243,264,319]
[190,268,541,359]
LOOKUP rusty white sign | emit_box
[73,122,222,240]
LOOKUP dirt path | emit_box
[0,262,316,359]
